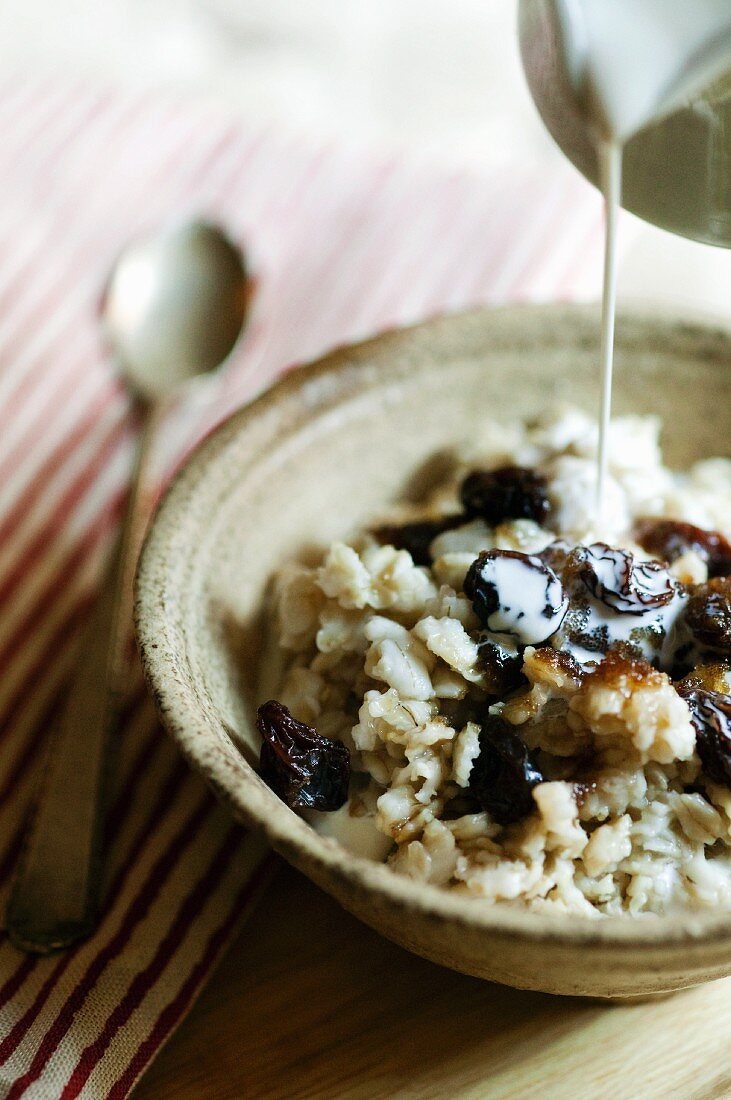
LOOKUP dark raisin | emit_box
[442,792,483,820]
[677,686,731,787]
[372,515,463,566]
[257,700,350,811]
[463,549,568,645]
[476,636,526,696]
[468,716,543,824]
[460,466,550,526]
[685,578,731,654]
[439,696,488,732]
[635,518,731,578]
[578,543,677,614]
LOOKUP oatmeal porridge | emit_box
[257,406,731,918]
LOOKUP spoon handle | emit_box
[6,408,162,953]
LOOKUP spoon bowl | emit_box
[135,304,731,998]
[103,220,250,402]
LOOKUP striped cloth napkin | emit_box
[0,78,605,1097]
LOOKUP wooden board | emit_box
[135,864,731,1099]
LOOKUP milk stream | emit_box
[596,140,621,519]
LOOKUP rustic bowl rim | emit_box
[135,302,731,953]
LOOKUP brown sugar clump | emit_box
[568,646,695,766]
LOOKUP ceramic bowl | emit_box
[135,304,731,998]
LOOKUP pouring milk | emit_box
[519,0,731,518]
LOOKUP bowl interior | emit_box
[136,304,731,963]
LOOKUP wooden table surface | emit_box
[135,862,731,1099]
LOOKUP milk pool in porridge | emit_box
[257,407,731,917]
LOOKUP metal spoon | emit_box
[7,221,251,953]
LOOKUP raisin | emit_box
[539,539,573,577]
[372,515,463,566]
[476,636,526,696]
[635,518,731,578]
[678,686,731,787]
[442,792,483,820]
[439,697,482,732]
[460,466,550,526]
[464,549,568,645]
[685,578,731,654]
[578,543,677,614]
[257,700,350,811]
[468,716,543,824]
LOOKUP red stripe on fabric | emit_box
[0,787,211,1081]
[0,684,149,903]
[0,676,66,803]
[0,352,112,491]
[2,104,244,347]
[0,94,140,332]
[0,580,139,805]
[508,193,579,301]
[61,824,245,1098]
[0,394,127,557]
[352,166,467,332]
[103,712,162,843]
[337,163,437,336]
[0,755,189,1032]
[0,81,92,162]
[0,680,148,867]
[260,154,396,371]
[106,854,276,1100]
[444,183,526,311]
[293,156,402,349]
[0,81,55,152]
[445,175,540,304]
[0,86,74,176]
[0,956,36,1017]
[0,459,126,658]
[0,832,26,907]
[0,589,94,743]
[0,421,126,618]
[413,178,492,316]
[502,182,571,300]
[0,956,71,1069]
[0,689,79,808]
[0,500,122,732]
[103,760,191,913]
[0,97,202,304]
[0,105,173,402]
[0,682,71,902]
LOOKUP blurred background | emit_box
[4,0,730,321]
